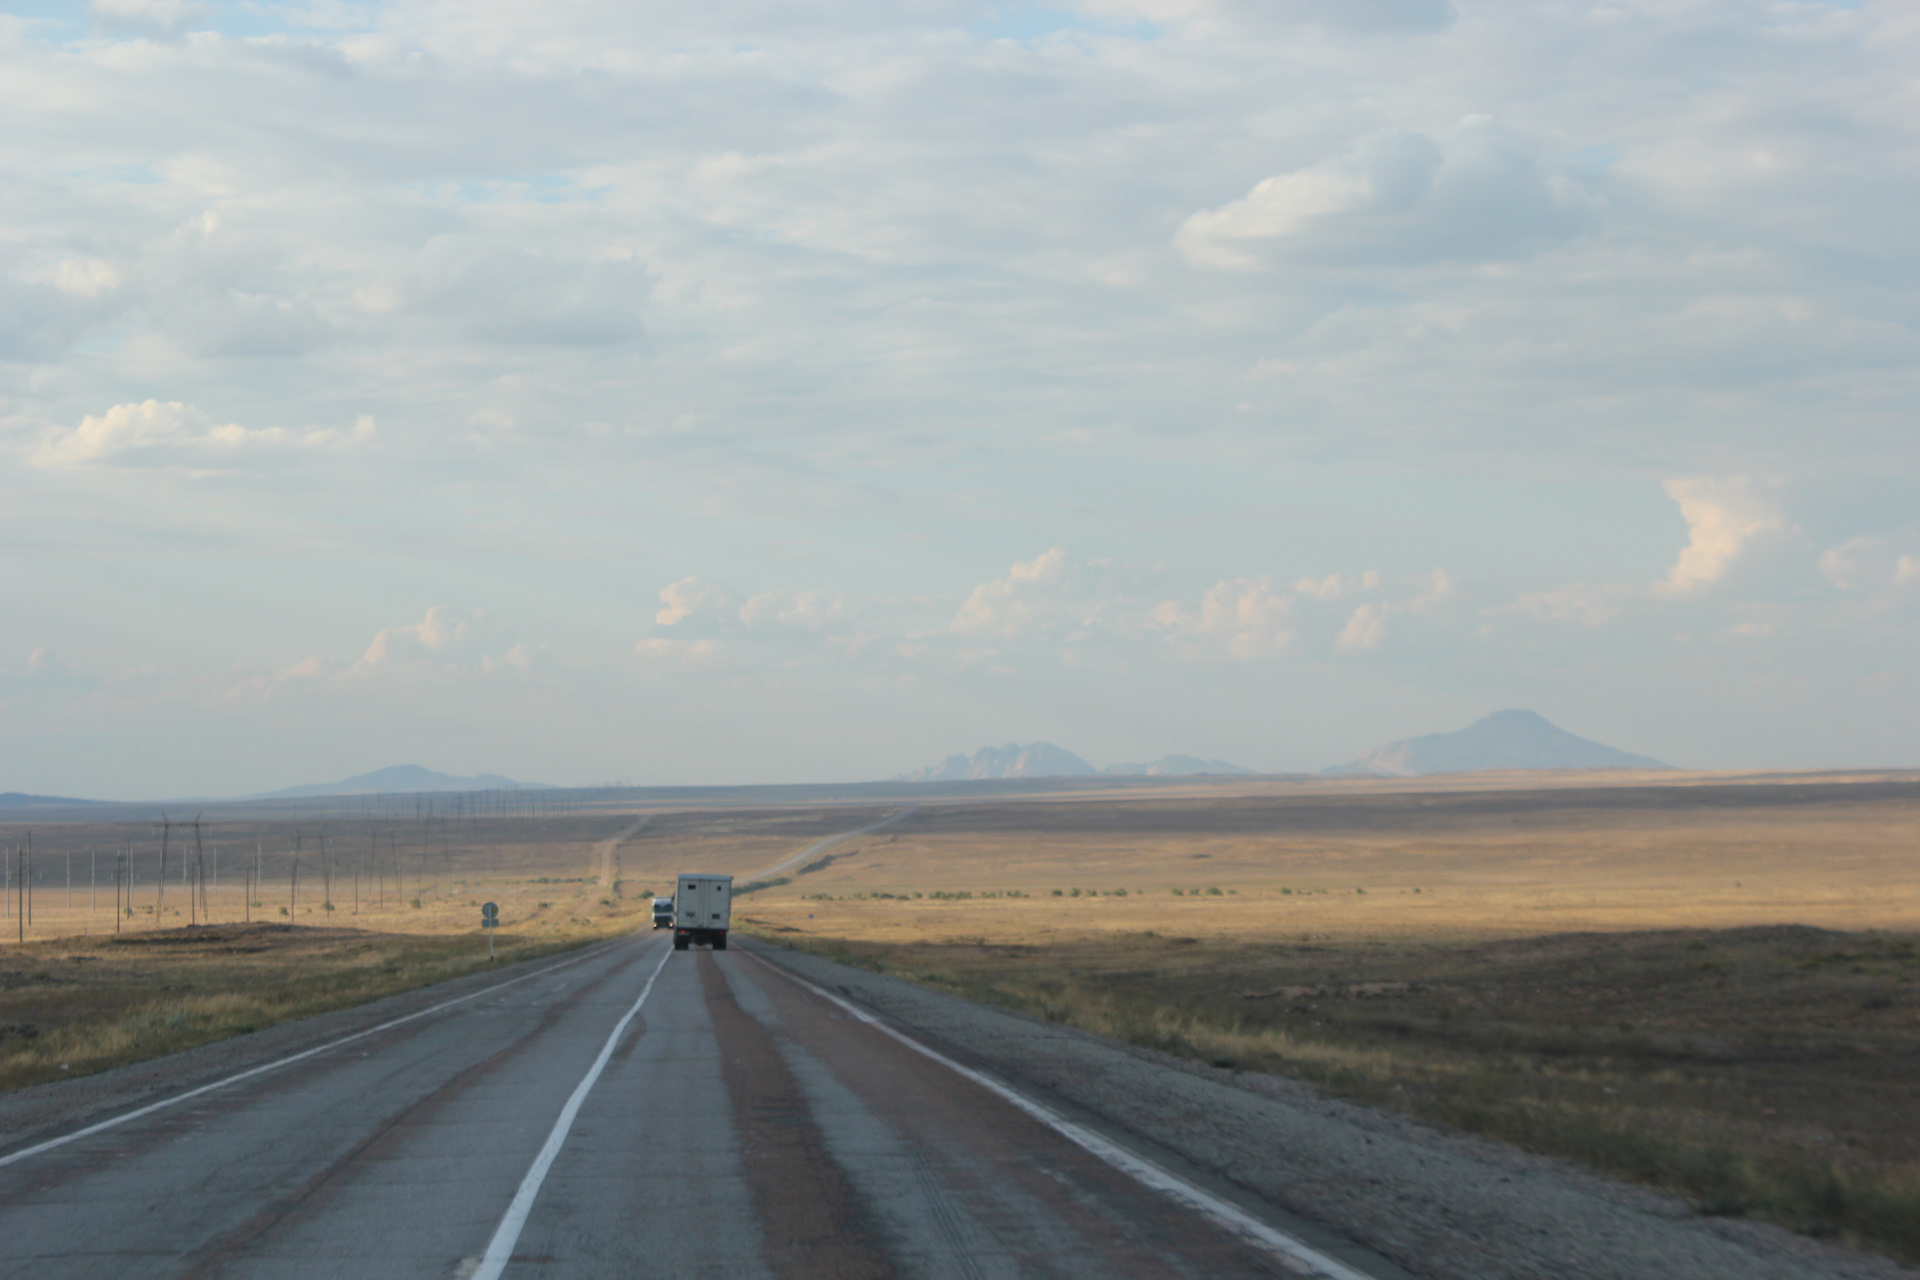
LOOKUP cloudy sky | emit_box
[3,0,1916,798]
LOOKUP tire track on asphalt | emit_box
[700,952,895,1279]
[744,949,1376,1280]
[170,939,661,1280]
[739,950,1295,1279]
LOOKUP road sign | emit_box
[481,919,498,928]
[482,901,498,919]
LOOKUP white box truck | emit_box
[672,873,732,950]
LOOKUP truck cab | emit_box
[672,873,732,950]
[651,896,675,929]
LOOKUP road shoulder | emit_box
[746,937,1918,1280]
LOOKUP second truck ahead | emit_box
[672,873,732,950]
[651,896,675,929]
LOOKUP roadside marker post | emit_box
[482,901,499,961]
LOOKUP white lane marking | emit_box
[750,953,1379,1280]
[0,935,638,1171]
[471,943,675,1280]
[741,806,918,884]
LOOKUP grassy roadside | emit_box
[0,919,635,1093]
[745,922,1920,1263]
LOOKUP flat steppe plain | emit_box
[722,771,1920,1262]
[6,770,1920,1263]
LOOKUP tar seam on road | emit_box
[471,940,676,1280]
[0,932,633,1171]
[747,951,1380,1280]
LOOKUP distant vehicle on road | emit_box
[651,896,675,929]
[672,874,732,950]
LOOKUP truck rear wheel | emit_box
[713,934,728,950]
[673,938,688,951]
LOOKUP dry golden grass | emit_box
[0,803,937,1094]
[734,775,1920,942]
[758,924,1920,1260]
[0,810,688,1093]
[8,774,1920,1257]
[720,773,1920,1262]
[0,921,624,1092]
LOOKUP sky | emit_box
[2,0,1917,798]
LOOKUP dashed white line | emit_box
[0,934,634,1171]
[471,943,675,1280]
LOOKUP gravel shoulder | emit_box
[748,938,1919,1280]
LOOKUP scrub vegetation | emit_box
[0,806,699,1093]
[0,921,619,1093]
[8,773,1920,1262]
[727,771,1920,1263]
[756,924,1920,1262]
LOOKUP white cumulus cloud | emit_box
[348,607,538,678]
[1335,602,1389,653]
[1150,577,1295,659]
[1656,477,1782,595]
[653,579,848,640]
[953,548,1072,638]
[739,590,846,634]
[654,577,737,630]
[1294,570,1381,600]
[32,401,374,467]
[1177,120,1594,270]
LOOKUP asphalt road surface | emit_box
[0,930,1403,1280]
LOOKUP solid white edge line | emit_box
[471,941,675,1280]
[749,952,1379,1280]
[0,932,635,1171]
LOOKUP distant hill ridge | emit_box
[254,764,552,799]
[0,791,102,807]
[1324,710,1668,777]
[902,743,1255,782]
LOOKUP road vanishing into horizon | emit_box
[6,806,1904,1280]
[0,927,1395,1280]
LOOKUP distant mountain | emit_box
[1324,710,1668,777]
[253,765,552,799]
[1104,755,1255,777]
[902,744,1255,782]
[0,791,102,807]
[902,742,1098,782]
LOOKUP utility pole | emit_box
[25,831,32,929]
[191,814,207,926]
[156,814,172,922]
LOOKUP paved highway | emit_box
[0,930,1388,1279]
